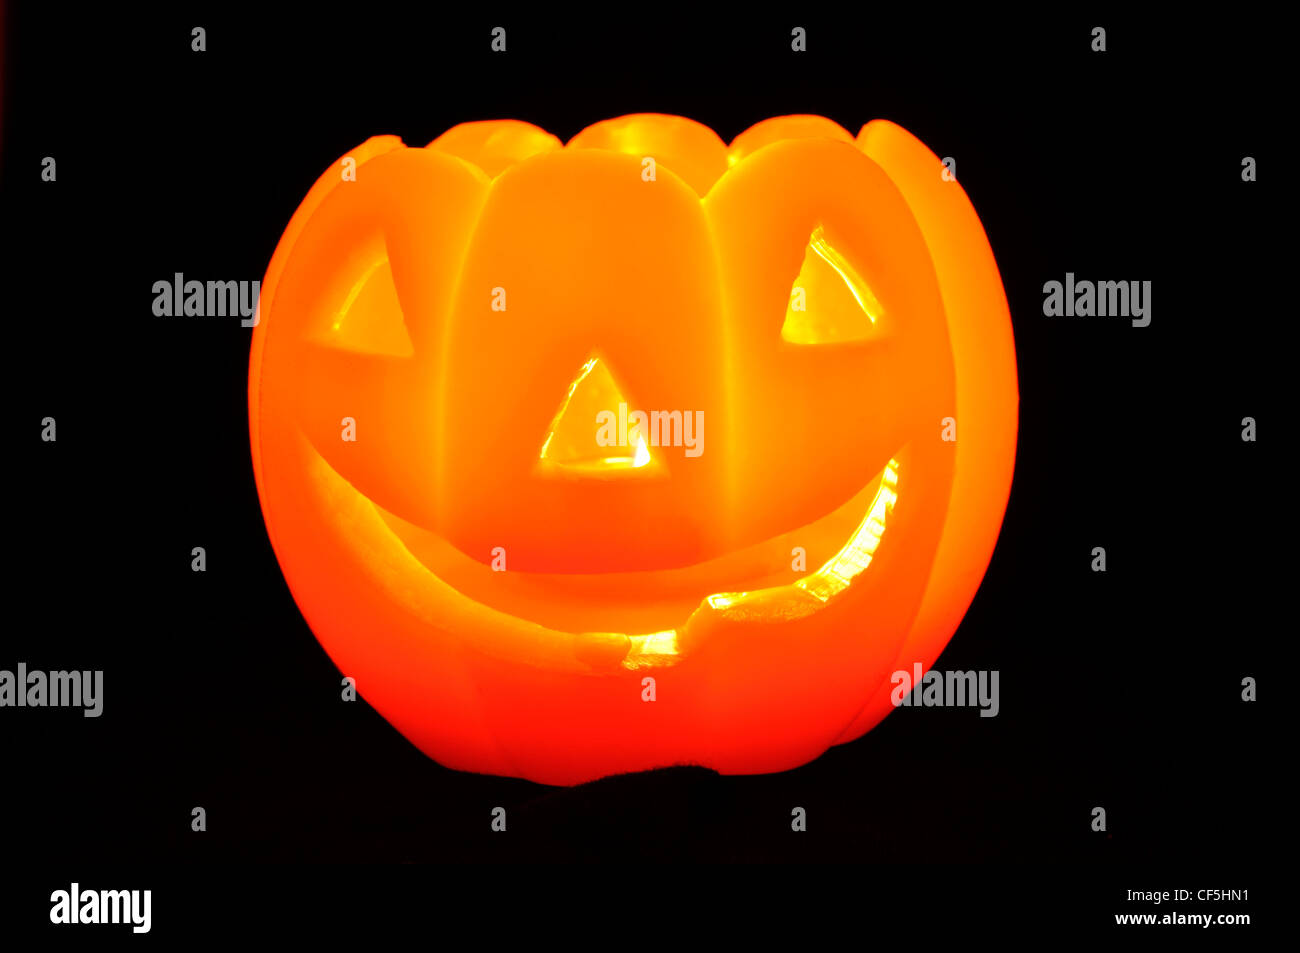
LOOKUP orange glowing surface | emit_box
[248,114,1018,785]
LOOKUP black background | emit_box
[1,1,1282,891]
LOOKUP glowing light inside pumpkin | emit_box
[705,592,744,610]
[622,629,680,669]
[321,255,414,357]
[795,457,899,602]
[705,456,900,611]
[621,457,899,667]
[781,226,884,345]
[538,356,653,472]
[333,257,388,331]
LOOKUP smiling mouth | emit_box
[314,446,904,665]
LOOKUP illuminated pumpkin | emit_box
[248,114,1018,785]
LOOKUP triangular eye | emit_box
[314,256,415,357]
[538,356,657,474]
[781,226,883,345]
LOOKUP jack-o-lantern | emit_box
[248,114,1017,785]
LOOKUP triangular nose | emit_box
[537,356,656,474]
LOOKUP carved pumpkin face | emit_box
[249,114,1018,785]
